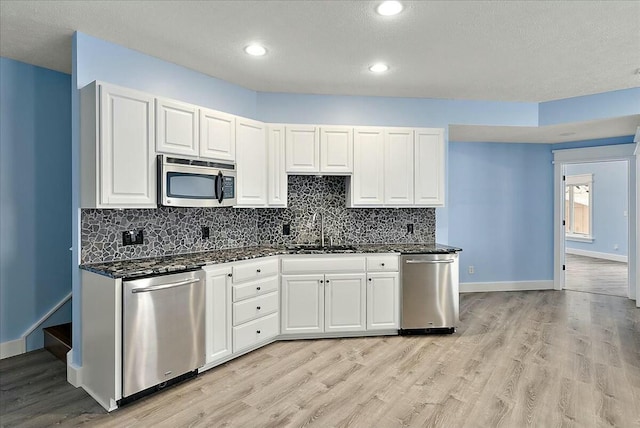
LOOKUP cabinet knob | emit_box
[326,280,330,283]
[256,286,261,291]
[257,269,261,273]
[257,330,261,334]
[227,273,232,277]
[368,278,372,281]
[381,263,385,267]
[257,306,261,310]
[320,280,324,284]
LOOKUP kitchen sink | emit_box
[286,244,358,252]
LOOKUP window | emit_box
[565,173,593,242]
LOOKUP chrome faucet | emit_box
[312,211,325,247]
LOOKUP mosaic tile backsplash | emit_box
[81,176,435,263]
[257,176,435,246]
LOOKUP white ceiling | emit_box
[1,0,639,103]
[449,115,640,144]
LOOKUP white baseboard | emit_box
[66,350,82,387]
[0,338,26,359]
[460,280,554,293]
[566,248,628,263]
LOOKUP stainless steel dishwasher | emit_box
[400,253,459,334]
[122,269,205,403]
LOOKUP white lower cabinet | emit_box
[281,275,324,334]
[203,265,233,365]
[324,274,366,332]
[366,272,400,330]
[233,312,279,353]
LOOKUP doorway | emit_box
[553,144,638,304]
[563,161,629,297]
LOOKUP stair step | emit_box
[43,323,71,363]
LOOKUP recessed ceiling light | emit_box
[377,1,403,16]
[244,44,267,56]
[369,63,389,73]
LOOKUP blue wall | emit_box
[448,142,554,283]
[0,57,72,350]
[565,161,629,257]
[539,88,640,126]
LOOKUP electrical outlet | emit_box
[283,223,291,235]
[122,229,144,246]
[407,223,414,234]
[202,226,210,239]
[468,266,475,274]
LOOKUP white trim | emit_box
[566,234,594,243]
[67,350,83,387]
[554,162,565,290]
[23,291,72,338]
[552,143,636,163]
[0,338,26,359]
[460,280,554,293]
[565,248,628,263]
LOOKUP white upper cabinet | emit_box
[384,128,414,206]
[235,117,267,207]
[155,98,199,157]
[80,81,157,208]
[286,125,353,174]
[351,127,385,206]
[267,125,287,207]
[320,126,353,174]
[414,128,445,206]
[285,125,320,173]
[199,108,236,161]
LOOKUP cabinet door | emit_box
[199,108,235,161]
[281,275,324,335]
[384,128,414,206]
[320,126,353,174]
[99,84,156,207]
[367,272,399,330]
[352,128,385,206]
[324,274,366,332]
[285,126,319,173]
[414,128,445,206]
[205,268,232,364]
[156,98,199,157]
[236,118,267,207]
[267,125,287,207]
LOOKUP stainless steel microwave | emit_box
[158,155,236,207]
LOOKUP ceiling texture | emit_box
[1,0,639,143]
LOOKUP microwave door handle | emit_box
[217,171,224,203]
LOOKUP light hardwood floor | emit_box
[2,290,639,428]
[565,253,629,297]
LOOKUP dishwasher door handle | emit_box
[405,259,455,264]
[131,278,200,293]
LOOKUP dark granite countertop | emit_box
[80,243,461,279]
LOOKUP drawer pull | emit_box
[257,269,261,273]
[257,306,261,310]
[256,286,261,291]
[257,330,261,334]
[381,263,385,266]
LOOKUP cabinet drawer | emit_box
[281,256,365,274]
[232,258,279,283]
[233,312,279,353]
[233,291,279,326]
[366,255,399,272]
[232,276,278,302]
